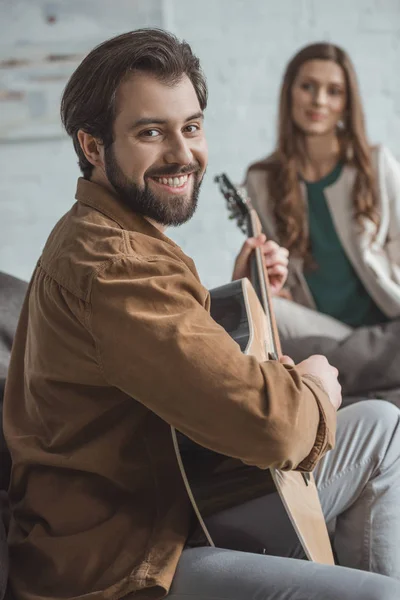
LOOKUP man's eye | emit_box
[141,129,160,137]
[184,124,199,133]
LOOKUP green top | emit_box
[304,162,388,327]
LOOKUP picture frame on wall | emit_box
[0,0,165,142]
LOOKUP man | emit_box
[3,29,400,600]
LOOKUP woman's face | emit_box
[290,59,347,136]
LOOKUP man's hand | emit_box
[232,234,289,296]
[294,355,342,411]
[280,354,341,410]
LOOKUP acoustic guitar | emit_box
[171,174,334,564]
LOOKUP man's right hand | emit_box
[290,354,342,411]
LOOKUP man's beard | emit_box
[104,145,203,227]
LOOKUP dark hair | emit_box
[248,42,378,261]
[61,28,208,178]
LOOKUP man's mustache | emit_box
[145,163,201,178]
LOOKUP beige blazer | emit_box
[245,145,400,319]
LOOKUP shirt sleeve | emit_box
[381,146,400,277]
[89,253,336,471]
[245,169,278,241]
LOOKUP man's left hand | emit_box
[232,234,289,296]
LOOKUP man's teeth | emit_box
[153,174,189,187]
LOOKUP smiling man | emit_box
[3,29,400,600]
[83,71,206,227]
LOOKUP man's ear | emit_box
[77,130,105,169]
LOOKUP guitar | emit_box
[171,174,334,564]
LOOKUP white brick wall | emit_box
[1,0,400,288]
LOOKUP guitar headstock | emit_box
[214,172,281,357]
[214,173,251,234]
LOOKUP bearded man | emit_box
[3,28,400,600]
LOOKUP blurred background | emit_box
[1,0,400,289]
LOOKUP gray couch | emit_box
[0,272,28,600]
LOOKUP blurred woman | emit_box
[243,42,400,404]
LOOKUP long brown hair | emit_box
[61,29,207,179]
[249,42,379,261]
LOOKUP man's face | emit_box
[103,72,208,227]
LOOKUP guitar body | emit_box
[172,278,334,563]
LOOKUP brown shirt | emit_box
[3,178,336,600]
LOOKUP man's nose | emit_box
[164,134,193,165]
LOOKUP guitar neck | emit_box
[213,171,282,360]
[247,209,282,359]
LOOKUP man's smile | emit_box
[148,173,192,193]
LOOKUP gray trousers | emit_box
[272,297,400,406]
[167,400,400,599]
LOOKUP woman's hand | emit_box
[232,234,289,296]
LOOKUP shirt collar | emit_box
[74,177,179,250]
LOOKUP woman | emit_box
[243,42,400,405]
